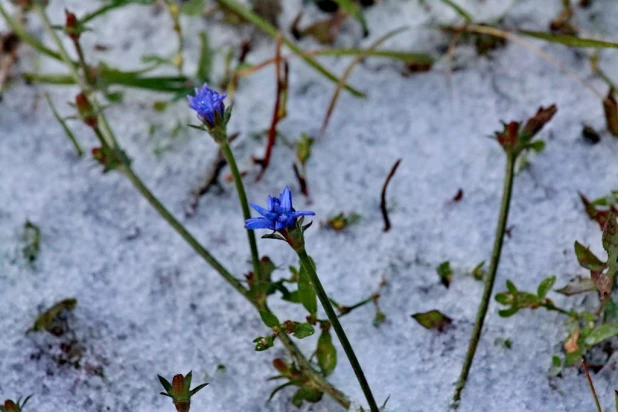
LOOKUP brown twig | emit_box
[292,163,309,198]
[254,35,288,181]
[187,133,239,217]
[582,359,602,412]
[381,159,402,232]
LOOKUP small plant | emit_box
[0,396,32,412]
[158,371,208,412]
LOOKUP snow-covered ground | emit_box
[1,0,618,410]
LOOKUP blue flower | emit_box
[245,187,315,231]
[187,84,227,125]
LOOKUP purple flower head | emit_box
[187,84,227,126]
[245,187,315,231]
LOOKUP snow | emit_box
[1,0,618,411]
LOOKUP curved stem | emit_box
[296,248,379,412]
[122,166,249,298]
[452,153,516,406]
[219,140,261,281]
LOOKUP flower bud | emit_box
[65,10,80,41]
[75,93,97,128]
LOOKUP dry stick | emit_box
[254,36,287,181]
[381,159,402,232]
[582,359,603,412]
[319,27,408,138]
[292,163,309,198]
[187,133,239,217]
[452,153,516,405]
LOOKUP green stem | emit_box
[122,166,249,298]
[452,153,516,405]
[219,140,261,281]
[296,248,379,412]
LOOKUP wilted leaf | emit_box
[316,329,337,376]
[411,310,452,332]
[604,89,618,137]
[31,298,77,335]
[580,192,617,229]
[584,323,618,346]
[252,0,281,27]
[602,214,618,299]
[564,329,580,353]
[520,105,558,141]
[555,276,596,296]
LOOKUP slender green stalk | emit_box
[296,248,379,412]
[452,153,516,405]
[219,140,261,281]
[121,166,248,298]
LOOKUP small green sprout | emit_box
[158,371,208,412]
[1,396,32,412]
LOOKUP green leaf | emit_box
[527,140,546,153]
[498,307,519,318]
[253,335,276,351]
[293,323,315,339]
[291,386,323,407]
[411,310,452,332]
[584,323,618,346]
[190,382,209,396]
[316,329,337,376]
[537,275,556,299]
[158,375,172,394]
[506,279,518,294]
[436,261,453,288]
[31,298,77,334]
[196,32,213,83]
[519,30,618,49]
[494,292,511,305]
[259,311,280,328]
[574,241,606,271]
[181,0,206,15]
[298,259,318,315]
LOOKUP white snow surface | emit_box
[1,0,618,411]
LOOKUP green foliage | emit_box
[259,311,280,328]
[31,298,77,335]
[316,328,337,376]
[22,220,41,262]
[0,396,32,412]
[411,310,452,332]
[298,258,318,316]
[436,261,453,288]
[495,276,562,317]
[293,323,315,339]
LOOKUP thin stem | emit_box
[296,248,379,412]
[452,153,516,405]
[582,359,602,412]
[219,140,261,281]
[122,166,249,298]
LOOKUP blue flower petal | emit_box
[250,202,273,218]
[245,218,275,230]
[279,186,293,212]
[293,210,315,217]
